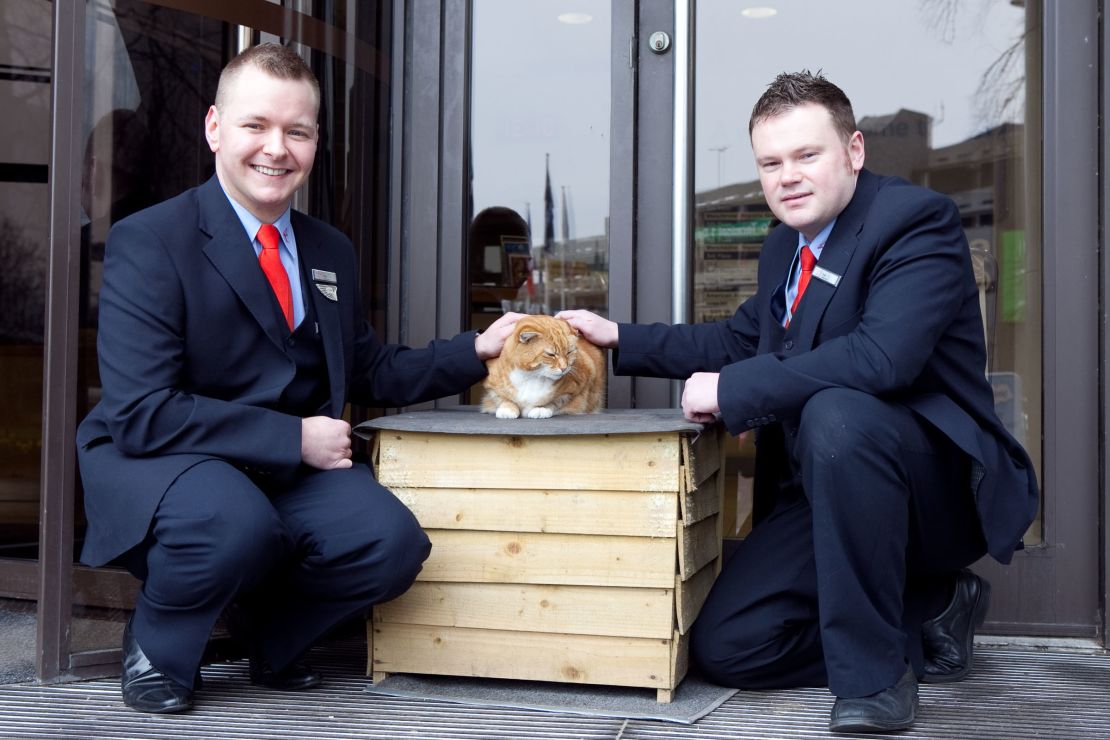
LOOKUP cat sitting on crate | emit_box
[481,314,605,419]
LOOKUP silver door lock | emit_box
[648,31,671,54]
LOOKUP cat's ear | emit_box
[519,332,539,343]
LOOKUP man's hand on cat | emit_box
[681,372,720,424]
[475,312,526,360]
[555,310,619,348]
[301,416,354,470]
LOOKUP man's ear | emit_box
[204,105,220,153]
[847,130,865,174]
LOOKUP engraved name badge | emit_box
[812,266,841,287]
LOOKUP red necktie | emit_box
[789,245,817,317]
[257,224,293,330]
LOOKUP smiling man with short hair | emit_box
[76,43,520,714]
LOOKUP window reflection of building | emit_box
[469,2,611,325]
[538,232,609,316]
[469,206,534,327]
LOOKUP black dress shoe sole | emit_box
[123,696,194,714]
[830,713,916,733]
[922,577,992,684]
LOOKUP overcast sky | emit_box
[470,0,1030,244]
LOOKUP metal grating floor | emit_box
[2,639,1109,739]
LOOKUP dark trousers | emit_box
[119,460,430,689]
[690,388,987,698]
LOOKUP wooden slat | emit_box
[675,558,718,635]
[376,431,683,492]
[677,515,720,580]
[681,425,721,493]
[670,629,690,688]
[679,469,721,526]
[372,623,676,690]
[392,487,678,537]
[418,530,677,588]
[375,581,674,639]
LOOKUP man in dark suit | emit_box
[560,71,1038,733]
[76,43,520,714]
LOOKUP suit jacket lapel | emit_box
[758,228,796,353]
[789,169,880,350]
[197,177,289,350]
[292,212,347,417]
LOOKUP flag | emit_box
[543,153,554,254]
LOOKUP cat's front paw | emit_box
[495,403,521,419]
[525,407,554,419]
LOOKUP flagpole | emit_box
[559,185,568,311]
[543,153,557,313]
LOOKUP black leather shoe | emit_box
[829,666,917,733]
[922,569,991,683]
[121,619,194,713]
[249,659,322,690]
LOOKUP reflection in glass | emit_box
[0,0,51,684]
[468,1,610,328]
[695,0,1042,543]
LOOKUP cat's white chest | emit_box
[508,368,556,407]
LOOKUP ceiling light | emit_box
[741,7,778,19]
[557,13,593,24]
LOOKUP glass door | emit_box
[465,1,612,404]
[31,0,396,680]
[691,0,1098,636]
[0,0,52,684]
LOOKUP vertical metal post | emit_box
[671,0,693,327]
[38,0,86,681]
[237,25,253,54]
[670,0,694,404]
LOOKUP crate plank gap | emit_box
[356,408,725,703]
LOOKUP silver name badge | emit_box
[812,266,841,287]
[311,269,337,284]
[316,283,339,301]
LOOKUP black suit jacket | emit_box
[616,170,1038,564]
[77,176,486,566]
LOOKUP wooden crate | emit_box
[357,408,724,703]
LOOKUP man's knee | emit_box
[302,487,431,602]
[374,516,431,601]
[690,579,787,687]
[690,609,823,689]
[796,388,893,466]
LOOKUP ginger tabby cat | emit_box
[481,314,605,419]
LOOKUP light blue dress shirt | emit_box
[222,189,306,329]
[783,219,837,327]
